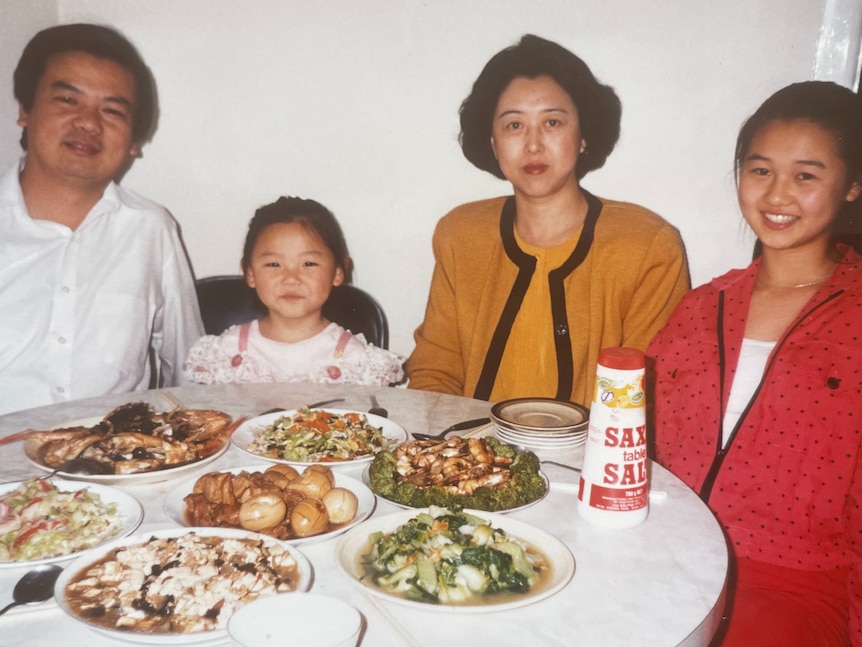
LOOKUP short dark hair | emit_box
[459,34,621,180]
[736,81,862,252]
[241,196,354,283]
[14,23,157,148]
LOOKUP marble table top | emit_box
[0,383,727,647]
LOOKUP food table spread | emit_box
[0,383,728,647]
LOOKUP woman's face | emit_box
[738,118,861,254]
[491,75,585,201]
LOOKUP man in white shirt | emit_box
[0,23,203,415]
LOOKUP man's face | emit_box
[17,51,138,191]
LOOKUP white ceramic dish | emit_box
[491,398,589,432]
[0,479,143,569]
[24,417,231,485]
[232,409,407,467]
[54,527,312,644]
[364,466,551,514]
[495,428,586,449]
[228,593,362,647]
[336,508,575,612]
[163,465,376,544]
[494,424,588,438]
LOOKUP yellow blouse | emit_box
[492,227,581,401]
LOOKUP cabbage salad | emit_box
[0,478,122,562]
[250,408,386,462]
[362,506,543,604]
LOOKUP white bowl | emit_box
[228,593,362,647]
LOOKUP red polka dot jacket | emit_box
[647,245,862,636]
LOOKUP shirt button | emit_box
[61,286,70,293]
[57,386,65,394]
[58,336,67,344]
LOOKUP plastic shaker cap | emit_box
[598,347,645,370]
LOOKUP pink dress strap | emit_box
[231,322,252,367]
[333,330,352,358]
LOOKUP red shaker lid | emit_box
[598,347,645,370]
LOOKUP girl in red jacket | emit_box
[648,82,862,646]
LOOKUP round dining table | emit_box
[0,383,728,647]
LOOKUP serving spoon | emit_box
[42,457,114,479]
[411,417,491,441]
[368,395,388,418]
[0,565,63,616]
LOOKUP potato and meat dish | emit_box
[64,532,302,634]
[184,465,358,539]
[368,436,547,511]
[2,402,240,475]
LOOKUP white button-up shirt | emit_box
[0,162,203,415]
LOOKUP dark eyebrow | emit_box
[744,152,826,169]
[50,80,133,111]
[496,107,569,119]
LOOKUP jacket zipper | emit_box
[698,288,844,503]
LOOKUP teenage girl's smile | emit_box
[738,118,861,253]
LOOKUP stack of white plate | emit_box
[491,398,589,452]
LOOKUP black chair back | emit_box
[194,275,389,348]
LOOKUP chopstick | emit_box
[161,391,183,412]
[458,421,495,440]
[362,593,422,647]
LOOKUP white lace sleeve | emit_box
[182,332,277,384]
[183,335,235,384]
[332,335,405,386]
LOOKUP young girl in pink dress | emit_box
[184,197,404,386]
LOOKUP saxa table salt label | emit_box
[577,347,649,528]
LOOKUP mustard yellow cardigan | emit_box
[406,192,690,405]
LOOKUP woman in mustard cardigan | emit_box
[407,34,689,405]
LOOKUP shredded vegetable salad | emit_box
[0,478,122,562]
[362,506,544,604]
[248,408,387,462]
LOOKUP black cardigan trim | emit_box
[472,192,602,401]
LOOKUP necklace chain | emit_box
[755,266,835,289]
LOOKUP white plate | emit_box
[54,527,312,644]
[336,508,575,612]
[495,428,586,448]
[494,423,589,441]
[491,398,589,432]
[232,409,407,467]
[365,467,551,514]
[163,465,376,544]
[0,479,143,569]
[23,417,232,485]
[494,426,587,441]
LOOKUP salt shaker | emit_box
[577,347,649,529]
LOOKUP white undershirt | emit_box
[722,338,776,447]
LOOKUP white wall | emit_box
[0,0,57,157]
[0,1,841,356]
